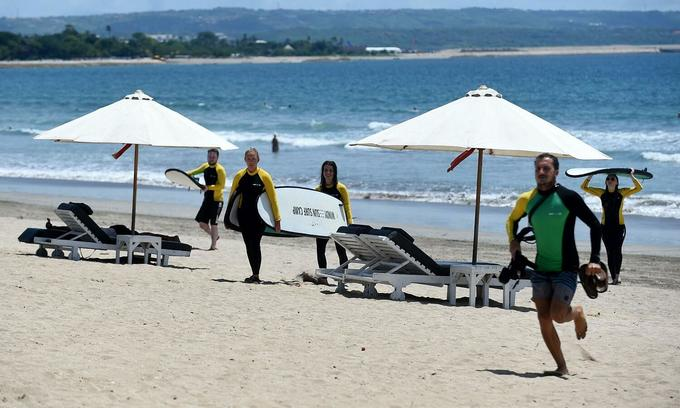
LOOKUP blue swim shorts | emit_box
[531,270,577,305]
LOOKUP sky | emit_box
[1,0,679,18]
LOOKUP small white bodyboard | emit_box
[565,167,653,180]
[165,168,205,189]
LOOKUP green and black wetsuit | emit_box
[506,185,602,273]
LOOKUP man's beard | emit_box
[536,175,555,189]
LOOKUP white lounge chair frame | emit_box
[32,208,189,266]
[317,231,530,309]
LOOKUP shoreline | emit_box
[2,177,680,256]
[1,44,679,68]
[4,198,680,289]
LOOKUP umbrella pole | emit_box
[131,144,139,233]
[472,149,484,264]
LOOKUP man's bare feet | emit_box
[574,305,588,340]
[544,366,569,377]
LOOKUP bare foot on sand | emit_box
[574,305,587,340]
[544,367,569,377]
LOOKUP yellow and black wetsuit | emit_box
[507,185,601,274]
[188,162,226,225]
[581,176,642,281]
[315,182,352,268]
[229,167,280,276]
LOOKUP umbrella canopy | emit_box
[35,90,236,150]
[35,90,238,231]
[353,86,610,159]
[351,85,611,263]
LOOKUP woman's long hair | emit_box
[606,173,619,191]
[320,160,338,188]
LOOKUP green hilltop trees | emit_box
[0,26,365,60]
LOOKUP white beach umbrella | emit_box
[35,90,238,231]
[351,85,611,263]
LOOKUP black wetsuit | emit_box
[600,191,626,281]
[189,162,226,225]
[230,168,280,277]
[315,183,350,268]
[581,177,642,282]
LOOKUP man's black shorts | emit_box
[195,199,223,225]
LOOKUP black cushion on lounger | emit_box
[18,227,65,243]
[160,240,192,252]
[109,224,133,235]
[364,228,449,276]
[57,202,116,245]
[68,202,93,215]
[336,224,374,234]
[379,226,414,242]
[109,225,182,243]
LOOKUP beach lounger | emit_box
[316,224,385,296]
[317,225,528,308]
[318,226,488,304]
[18,202,191,266]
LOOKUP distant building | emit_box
[366,47,402,54]
[283,44,295,52]
[255,39,268,44]
[147,34,177,42]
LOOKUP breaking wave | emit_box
[641,151,680,164]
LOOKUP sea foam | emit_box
[641,151,680,164]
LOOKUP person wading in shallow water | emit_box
[507,153,603,377]
[581,169,642,285]
[271,133,279,153]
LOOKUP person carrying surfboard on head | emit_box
[187,148,226,250]
[507,153,603,377]
[229,148,281,284]
[314,160,352,284]
[581,169,642,285]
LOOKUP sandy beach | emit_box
[1,44,679,68]
[1,198,679,407]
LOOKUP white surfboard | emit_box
[258,186,347,238]
[224,189,304,237]
[225,186,348,238]
[165,168,205,189]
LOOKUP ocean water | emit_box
[1,53,679,222]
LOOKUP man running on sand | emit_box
[506,153,603,376]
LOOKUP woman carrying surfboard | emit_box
[229,148,281,284]
[315,161,353,283]
[581,169,642,284]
